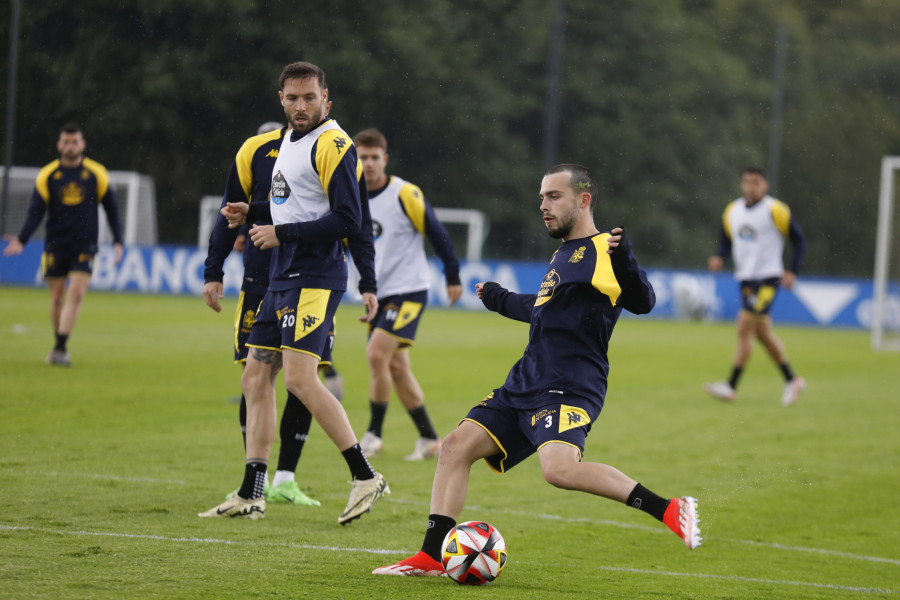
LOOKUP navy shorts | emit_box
[369,290,428,347]
[246,287,342,360]
[42,246,94,278]
[462,387,601,474]
[233,291,264,363]
[739,278,781,316]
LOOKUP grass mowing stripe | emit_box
[2,524,892,595]
[3,289,896,598]
[40,471,189,485]
[593,565,899,595]
[0,524,410,556]
[386,497,900,565]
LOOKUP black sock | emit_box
[408,405,438,440]
[277,392,312,473]
[422,514,456,562]
[728,366,743,390]
[237,459,267,500]
[626,483,670,522]
[779,362,795,382]
[342,443,375,481]
[239,394,247,450]
[322,364,338,377]
[367,401,388,438]
[54,332,68,352]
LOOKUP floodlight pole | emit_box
[767,22,788,196]
[542,0,565,171]
[1,0,22,237]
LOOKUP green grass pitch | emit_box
[0,286,897,599]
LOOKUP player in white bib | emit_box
[705,167,808,406]
[352,129,462,461]
[200,62,388,525]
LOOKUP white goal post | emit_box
[872,155,900,351]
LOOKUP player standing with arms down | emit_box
[352,128,462,461]
[199,62,387,524]
[373,164,700,576]
[202,118,377,506]
[3,123,123,366]
[704,167,808,406]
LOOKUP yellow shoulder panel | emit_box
[722,201,737,238]
[314,127,353,194]
[236,130,281,201]
[35,160,61,202]
[82,158,110,201]
[398,182,426,234]
[770,199,791,236]
[590,234,622,306]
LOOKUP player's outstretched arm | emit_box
[607,227,656,315]
[477,282,535,323]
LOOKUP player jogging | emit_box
[199,61,387,524]
[352,128,462,461]
[373,164,701,577]
[704,166,808,406]
[3,123,124,366]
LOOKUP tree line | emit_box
[2,0,898,276]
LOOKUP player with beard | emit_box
[372,164,701,576]
[3,123,123,366]
[200,61,387,524]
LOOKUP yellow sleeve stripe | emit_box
[399,182,426,233]
[770,199,791,236]
[82,158,110,201]
[35,160,60,202]
[356,159,363,182]
[722,201,736,238]
[590,234,622,306]
[315,127,352,194]
[236,130,281,201]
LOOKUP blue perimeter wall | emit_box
[2,242,898,330]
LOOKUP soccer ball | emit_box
[441,521,507,585]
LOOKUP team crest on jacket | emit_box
[535,269,560,307]
[568,246,586,263]
[61,182,85,206]
[271,170,290,205]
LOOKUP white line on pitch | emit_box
[0,524,407,556]
[593,565,897,595]
[24,478,898,567]
[1,524,893,595]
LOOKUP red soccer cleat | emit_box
[663,496,702,549]
[372,551,446,576]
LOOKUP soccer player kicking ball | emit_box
[373,164,701,576]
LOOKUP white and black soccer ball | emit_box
[441,521,507,585]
